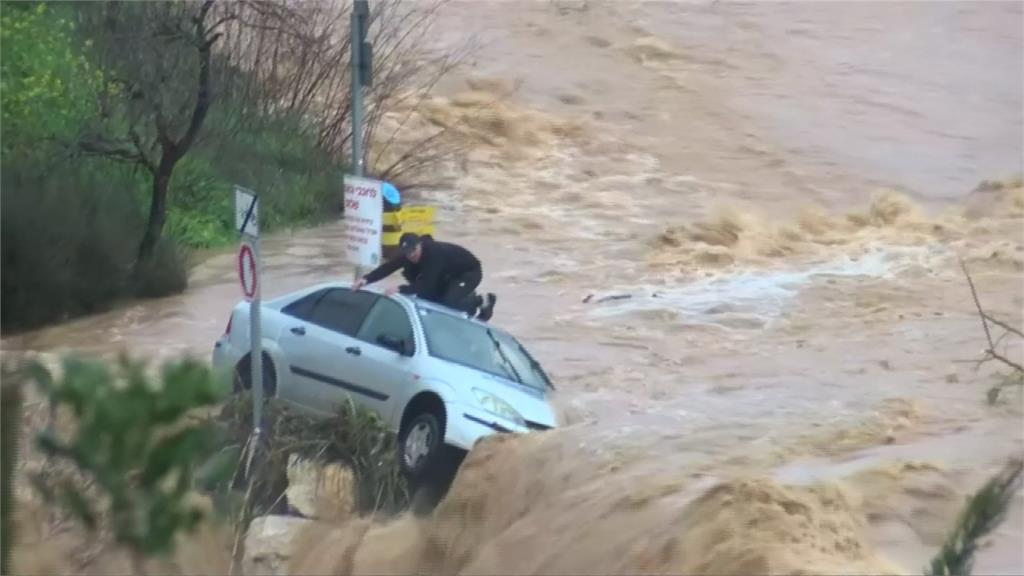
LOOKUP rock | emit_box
[287,518,428,575]
[352,517,428,574]
[243,515,311,576]
[288,519,374,576]
[285,453,356,521]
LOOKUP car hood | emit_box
[440,361,557,429]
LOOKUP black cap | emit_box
[399,232,421,256]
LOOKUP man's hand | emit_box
[352,278,366,291]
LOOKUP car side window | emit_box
[281,289,328,321]
[306,289,377,336]
[356,299,415,353]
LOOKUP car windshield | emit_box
[418,308,551,392]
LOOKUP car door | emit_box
[273,288,328,406]
[348,297,418,422]
[277,287,380,414]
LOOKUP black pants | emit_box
[438,268,482,314]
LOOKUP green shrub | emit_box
[0,2,102,150]
[165,107,345,251]
[24,354,232,572]
[926,458,1023,576]
[0,150,149,331]
[131,238,189,299]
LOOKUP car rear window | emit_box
[306,289,377,337]
[282,288,327,320]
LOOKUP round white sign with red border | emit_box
[238,242,257,300]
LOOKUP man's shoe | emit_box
[477,293,497,321]
[467,293,483,316]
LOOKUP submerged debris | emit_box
[583,293,633,304]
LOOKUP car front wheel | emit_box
[399,412,442,480]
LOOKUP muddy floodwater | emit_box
[5,1,1023,574]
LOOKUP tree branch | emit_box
[961,258,1024,402]
[168,0,219,161]
[962,258,996,350]
[77,135,155,174]
[982,313,1024,340]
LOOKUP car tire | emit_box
[233,353,277,398]
[398,412,445,482]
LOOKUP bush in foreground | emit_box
[214,393,409,520]
[13,355,231,574]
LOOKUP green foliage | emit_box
[0,2,102,149]
[0,149,149,331]
[25,355,231,560]
[72,1,207,153]
[987,372,1024,405]
[216,394,409,518]
[131,238,189,299]
[0,2,342,332]
[926,458,1023,576]
[1,368,25,576]
[165,106,345,250]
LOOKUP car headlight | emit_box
[472,388,525,427]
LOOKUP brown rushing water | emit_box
[5,1,1023,574]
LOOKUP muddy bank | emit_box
[287,433,938,575]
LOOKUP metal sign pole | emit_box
[236,186,262,477]
[350,0,369,283]
[249,237,263,462]
[351,1,365,180]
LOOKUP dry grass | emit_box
[213,393,409,520]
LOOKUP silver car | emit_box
[212,281,557,480]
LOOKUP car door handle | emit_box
[345,346,362,356]
[290,326,306,336]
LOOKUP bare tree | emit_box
[362,1,473,189]
[76,0,236,269]
[74,0,472,275]
[219,0,476,191]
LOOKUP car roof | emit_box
[280,280,494,328]
[408,296,494,327]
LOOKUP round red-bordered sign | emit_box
[238,242,257,300]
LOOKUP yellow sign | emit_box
[381,205,436,248]
[399,205,435,236]
[400,206,435,224]
[402,222,435,236]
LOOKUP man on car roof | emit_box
[353,233,497,321]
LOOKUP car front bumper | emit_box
[444,404,535,451]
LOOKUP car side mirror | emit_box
[376,334,409,356]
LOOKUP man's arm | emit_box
[362,256,405,284]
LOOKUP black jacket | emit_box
[363,238,481,300]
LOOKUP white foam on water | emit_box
[587,245,940,327]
